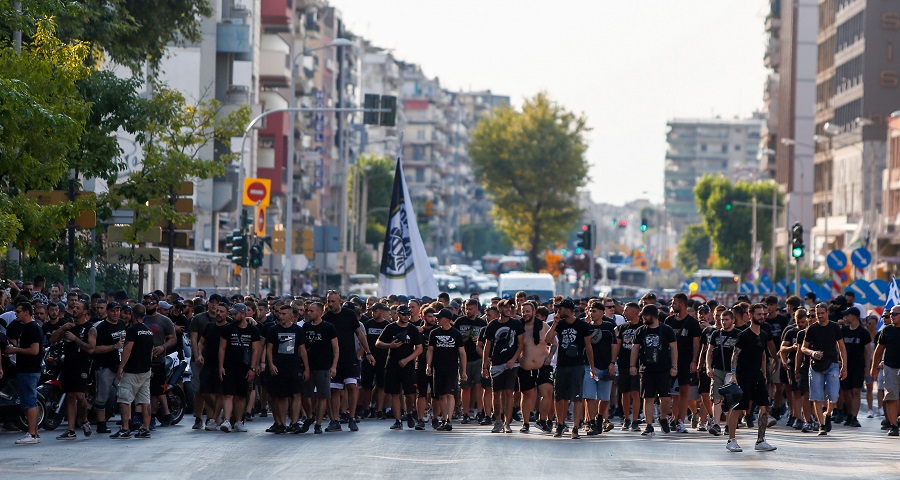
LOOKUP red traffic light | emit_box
[617,220,627,228]
[582,224,588,231]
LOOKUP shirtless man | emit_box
[516,301,553,433]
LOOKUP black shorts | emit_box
[518,365,553,391]
[676,365,698,388]
[61,367,90,393]
[222,366,251,397]
[640,371,672,399]
[617,367,641,393]
[361,359,386,389]
[799,366,810,394]
[333,359,360,385]
[268,368,303,398]
[199,363,221,394]
[554,365,584,401]
[416,368,435,398]
[735,374,769,411]
[491,366,519,392]
[698,369,712,394]
[384,363,417,396]
[840,365,865,390]
[780,365,791,385]
[150,363,167,397]
[432,372,458,396]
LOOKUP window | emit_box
[734,144,741,151]
[700,144,707,152]
[417,129,425,140]
[721,144,728,154]
[415,168,425,183]
[411,145,427,160]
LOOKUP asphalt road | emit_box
[1,414,898,479]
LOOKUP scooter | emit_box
[37,343,66,431]
[160,352,187,425]
[0,359,48,432]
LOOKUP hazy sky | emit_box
[335,0,771,206]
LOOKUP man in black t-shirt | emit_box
[665,293,701,433]
[198,303,229,430]
[426,309,466,431]
[871,305,900,437]
[376,305,423,430]
[764,296,789,418]
[705,310,740,436]
[801,302,847,435]
[725,303,776,452]
[266,304,309,434]
[481,299,525,434]
[454,299,487,424]
[546,298,595,439]
[615,302,642,431]
[93,302,127,434]
[584,300,617,435]
[217,303,261,433]
[360,303,390,419]
[301,302,339,434]
[630,304,677,436]
[4,302,44,444]
[839,307,871,427]
[111,305,155,439]
[781,309,809,430]
[50,298,96,441]
[414,307,439,430]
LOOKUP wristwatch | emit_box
[366,352,373,357]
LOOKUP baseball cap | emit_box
[107,301,121,310]
[158,301,173,309]
[640,305,660,318]
[841,307,861,318]
[554,298,576,310]
[436,308,454,320]
[397,305,412,315]
[143,293,159,301]
[230,303,247,314]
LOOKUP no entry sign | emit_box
[243,178,271,207]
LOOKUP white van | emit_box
[498,273,556,303]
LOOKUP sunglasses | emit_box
[604,305,615,309]
[143,301,157,305]
[891,312,900,317]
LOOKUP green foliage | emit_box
[693,175,783,276]
[468,92,589,270]
[348,154,396,245]
[676,223,711,276]
[459,223,511,260]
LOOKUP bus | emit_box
[692,269,740,292]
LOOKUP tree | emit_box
[676,223,711,276]
[348,154,396,246]
[693,175,783,276]
[468,92,589,270]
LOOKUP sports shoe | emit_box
[479,415,492,426]
[603,420,614,432]
[571,427,580,439]
[641,424,655,436]
[461,414,471,425]
[431,417,440,430]
[192,418,203,430]
[314,424,323,434]
[888,426,899,437]
[520,423,530,433]
[867,409,875,419]
[134,428,151,439]
[536,419,551,433]
[824,415,832,432]
[220,421,232,432]
[16,433,40,444]
[504,423,512,433]
[621,421,630,431]
[586,421,599,436]
[272,424,286,434]
[96,421,110,434]
[234,422,248,432]
[297,419,313,434]
[676,421,688,433]
[414,419,426,431]
[56,430,76,440]
[793,419,803,430]
[801,422,811,433]
[407,413,417,429]
[205,419,218,431]
[109,429,131,439]
[243,412,252,423]
[755,439,777,451]
[659,417,671,434]
[553,424,564,437]
[818,426,827,436]
[690,413,699,429]
[443,422,452,431]
[832,410,844,424]
[82,421,92,437]
[726,438,743,452]
[149,417,157,431]
[265,423,278,433]
[491,421,503,433]
[767,417,777,428]
[709,423,722,436]
[848,417,862,428]
[786,416,795,428]
[325,420,342,432]
[289,423,302,434]
[348,418,359,432]
[390,420,403,430]
[631,420,641,432]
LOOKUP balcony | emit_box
[260,34,290,86]
[217,22,251,54]
[261,0,292,26]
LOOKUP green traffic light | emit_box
[575,247,583,254]
[640,225,648,232]
[725,203,732,211]
[561,248,567,255]
[792,247,804,259]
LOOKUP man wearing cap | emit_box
[93,301,127,433]
[376,305,423,430]
[141,293,176,427]
[217,303,261,432]
[481,298,525,434]
[545,298,595,439]
[455,298,487,425]
[839,307,871,428]
[426,308,467,431]
[872,305,900,436]
[109,303,154,439]
[630,304,677,436]
[189,294,220,429]
[801,301,847,436]
[361,303,390,419]
[322,290,375,433]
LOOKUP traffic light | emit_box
[379,95,397,127]
[791,222,804,259]
[241,209,252,230]
[363,94,380,125]
[617,220,627,228]
[232,230,248,267]
[640,217,648,232]
[249,242,264,268]
[225,231,234,256]
[576,224,593,254]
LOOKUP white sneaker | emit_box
[15,434,40,445]
[755,440,777,451]
[676,421,688,433]
[220,420,232,433]
[234,422,247,432]
[767,417,777,428]
[726,439,743,452]
[205,419,218,431]
[867,409,875,418]
[878,407,884,417]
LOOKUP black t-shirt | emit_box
[454,315,487,361]
[267,323,305,370]
[417,324,438,371]
[363,319,390,363]
[377,322,423,365]
[781,325,800,370]
[41,318,69,345]
[588,320,616,369]
[322,308,360,363]
[768,314,790,343]
[202,321,229,366]
[841,324,871,369]
[796,328,810,369]
[94,320,127,370]
[428,327,464,375]
[554,319,592,368]
[15,321,44,374]
[169,313,189,357]
[483,318,525,366]
[734,327,769,378]
[124,323,154,374]
[633,324,676,373]
[616,322,641,366]
[302,321,338,371]
[220,322,260,369]
[710,328,741,371]
[63,321,93,371]
[877,325,900,368]
[804,321,843,368]
[665,314,701,367]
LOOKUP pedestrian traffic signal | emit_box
[640,217,648,232]
[232,230,248,267]
[576,224,593,253]
[791,222,804,259]
[249,243,264,268]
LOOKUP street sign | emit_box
[295,254,309,271]
[851,248,872,269]
[846,280,873,304]
[256,205,266,236]
[826,250,848,270]
[106,247,162,264]
[108,226,162,243]
[869,279,890,304]
[243,178,271,207]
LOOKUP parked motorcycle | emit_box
[161,353,187,425]
[37,343,67,431]
[0,359,48,432]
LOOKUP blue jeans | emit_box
[16,373,41,409]
[809,362,839,403]
[582,366,612,401]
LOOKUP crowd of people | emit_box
[1,276,898,453]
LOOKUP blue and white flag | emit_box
[377,158,439,298]
[881,276,900,331]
